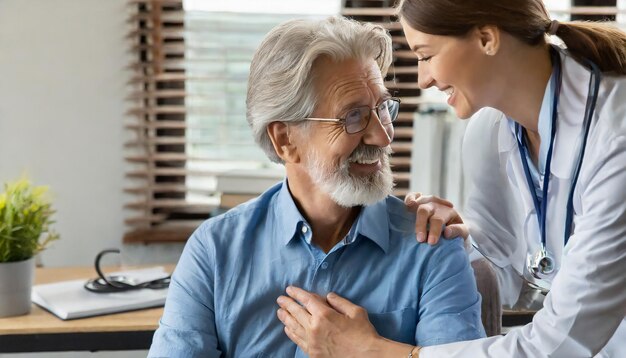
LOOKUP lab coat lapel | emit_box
[547,52,591,259]
[498,118,538,274]
[498,118,535,220]
[551,50,590,180]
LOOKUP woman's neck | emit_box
[492,42,553,161]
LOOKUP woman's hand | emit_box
[276,287,415,358]
[404,192,468,245]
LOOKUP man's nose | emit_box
[362,111,393,147]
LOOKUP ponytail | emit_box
[551,21,626,75]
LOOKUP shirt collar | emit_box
[352,199,390,253]
[274,179,308,247]
[274,179,390,253]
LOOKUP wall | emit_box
[0,0,184,269]
[0,1,185,356]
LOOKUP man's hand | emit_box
[404,192,468,245]
[276,287,383,358]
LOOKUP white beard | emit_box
[305,145,394,207]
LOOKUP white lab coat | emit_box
[421,52,626,357]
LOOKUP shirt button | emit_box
[301,226,308,234]
[321,262,329,270]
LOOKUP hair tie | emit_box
[547,19,560,35]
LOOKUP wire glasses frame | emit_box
[84,249,171,293]
[303,97,401,134]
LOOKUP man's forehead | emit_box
[316,59,386,100]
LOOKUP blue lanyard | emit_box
[515,49,601,251]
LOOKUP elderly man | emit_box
[148,16,485,358]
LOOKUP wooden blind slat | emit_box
[125,199,215,210]
[393,127,414,138]
[128,0,183,5]
[125,120,187,129]
[391,142,412,153]
[385,81,421,90]
[128,12,184,24]
[129,74,237,84]
[390,66,419,74]
[391,157,412,166]
[125,214,169,226]
[125,185,215,194]
[126,168,225,178]
[127,90,187,100]
[126,28,183,40]
[124,227,195,243]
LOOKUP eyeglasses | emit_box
[84,249,171,293]
[303,97,401,134]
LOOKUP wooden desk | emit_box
[0,265,173,353]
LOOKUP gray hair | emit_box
[246,16,393,163]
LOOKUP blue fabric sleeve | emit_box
[415,238,487,346]
[148,224,222,357]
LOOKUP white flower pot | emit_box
[0,257,35,317]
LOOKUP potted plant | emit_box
[0,178,59,317]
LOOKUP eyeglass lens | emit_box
[344,99,400,134]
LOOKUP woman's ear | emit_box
[476,25,500,56]
[267,121,300,163]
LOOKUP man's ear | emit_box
[267,121,300,163]
[475,25,500,56]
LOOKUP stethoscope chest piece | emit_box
[527,247,556,279]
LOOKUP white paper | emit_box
[31,267,169,320]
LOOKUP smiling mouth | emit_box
[349,158,379,165]
[443,87,455,97]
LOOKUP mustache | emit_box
[348,145,392,162]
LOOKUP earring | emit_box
[486,50,492,55]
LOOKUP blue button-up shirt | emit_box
[149,180,485,357]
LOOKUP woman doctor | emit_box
[276,0,626,357]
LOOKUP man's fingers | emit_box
[277,308,306,340]
[284,326,308,353]
[326,292,365,318]
[277,295,312,327]
[443,223,469,240]
[284,286,331,316]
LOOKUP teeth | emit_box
[444,87,454,97]
[355,158,379,165]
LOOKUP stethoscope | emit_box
[84,249,171,293]
[514,48,602,287]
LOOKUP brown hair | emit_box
[397,0,626,75]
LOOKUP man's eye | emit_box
[417,55,432,62]
[345,109,362,124]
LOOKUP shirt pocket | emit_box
[368,307,417,344]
